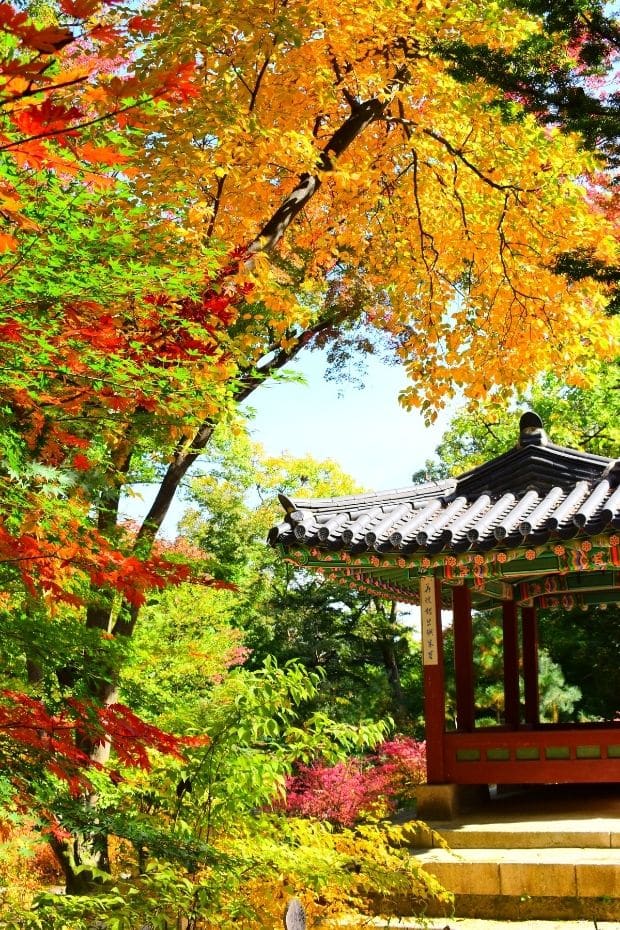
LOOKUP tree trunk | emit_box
[378,636,410,725]
[50,828,114,895]
[51,67,413,893]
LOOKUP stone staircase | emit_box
[406,784,620,921]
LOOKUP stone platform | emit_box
[406,783,620,921]
[364,921,620,930]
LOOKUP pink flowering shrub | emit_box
[284,736,426,826]
[370,736,427,801]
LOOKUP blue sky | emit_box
[242,349,452,491]
[122,348,454,536]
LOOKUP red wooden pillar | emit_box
[453,584,475,732]
[522,603,539,727]
[421,576,446,783]
[502,598,520,729]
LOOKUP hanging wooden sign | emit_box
[420,575,439,665]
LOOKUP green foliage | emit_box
[120,582,244,726]
[123,652,391,842]
[442,610,582,726]
[180,425,424,728]
[537,650,582,723]
[0,600,126,700]
[414,365,620,482]
[180,425,365,583]
[4,817,451,930]
[538,603,620,721]
[2,626,418,926]
[0,174,208,311]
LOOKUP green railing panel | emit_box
[456,748,481,762]
[486,748,510,761]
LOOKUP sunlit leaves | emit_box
[126,0,619,416]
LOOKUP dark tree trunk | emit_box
[378,636,410,725]
[48,66,414,894]
[49,831,114,895]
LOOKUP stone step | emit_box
[410,846,620,921]
[422,819,620,849]
[363,920,620,930]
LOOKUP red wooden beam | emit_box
[443,726,620,784]
[453,584,475,732]
[522,604,540,727]
[502,598,520,729]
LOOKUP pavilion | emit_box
[268,412,620,817]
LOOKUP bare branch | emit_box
[249,53,272,112]
[422,127,527,192]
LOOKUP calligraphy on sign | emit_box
[420,576,438,665]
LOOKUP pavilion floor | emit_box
[430,781,620,837]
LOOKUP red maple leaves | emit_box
[0,690,203,796]
[0,519,196,607]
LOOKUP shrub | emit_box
[370,736,426,802]
[284,737,426,826]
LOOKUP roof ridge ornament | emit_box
[518,411,548,448]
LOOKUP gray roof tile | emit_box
[268,413,619,557]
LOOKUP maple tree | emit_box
[0,0,238,891]
[2,622,445,926]
[2,0,620,901]
[3,0,618,612]
[56,0,620,638]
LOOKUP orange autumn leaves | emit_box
[0,0,618,611]
[116,0,618,414]
[1,0,617,415]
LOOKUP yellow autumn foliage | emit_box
[127,0,619,415]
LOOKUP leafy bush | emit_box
[284,737,426,826]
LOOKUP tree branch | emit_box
[422,126,527,192]
[249,53,272,113]
[0,94,160,153]
[114,65,415,635]
[246,64,411,256]
[134,308,347,551]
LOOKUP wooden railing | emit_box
[442,725,620,784]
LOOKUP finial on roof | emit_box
[518,411,547,447]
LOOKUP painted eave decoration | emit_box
[268,413,620,609]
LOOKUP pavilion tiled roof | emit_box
[268,413,620,556]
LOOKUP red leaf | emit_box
[60,0,101,17]
[128,15,158,33]
[20,25,74,53]
[88,23,120,42]
[78,141,127,166]
[16,99,83,137]
[159,62,200,102]
[72,453,91,471]
[53,430,90,449]
[0,3,27,30]
[0,319,21,340]
[41,818,73,842]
